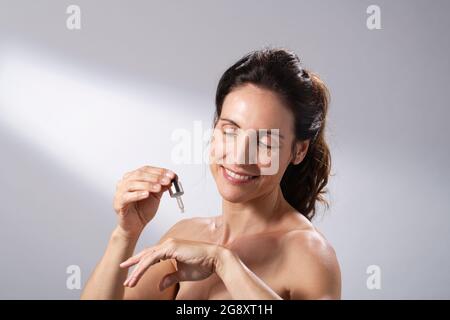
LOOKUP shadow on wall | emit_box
[0,124,114,299]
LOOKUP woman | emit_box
[81,47,341,300]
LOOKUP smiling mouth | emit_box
[221,166,259,184]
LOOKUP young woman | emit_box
[81,47,341,300]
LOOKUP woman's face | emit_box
[209,83,307,203]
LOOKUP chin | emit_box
[217,184,251,203]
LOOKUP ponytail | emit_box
[281,71,331,220]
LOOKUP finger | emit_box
[120,246,157,268]
[121,244,162,269]
[126,255,156,287]
[123,258,144,286]
[119,255,141,269]
[122,170,135,179]
[125,172,161,184]
[121,167,174,184]
[140,166,176,180]
[159,271,180,291]
[116,175,156,192]
[125,181,162,193]
[115,191,149,212]
[126,169,173,182]
[128,174,174,188]
[123,257,147,286]
[126,250,169,287]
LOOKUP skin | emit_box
[81,83,341,300]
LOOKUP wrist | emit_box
[112,226,141,243]
[214,246,238,279]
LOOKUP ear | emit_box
[291,140,310,165]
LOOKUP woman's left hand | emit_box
[120,238,223,291]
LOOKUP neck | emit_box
[216,186,289,245]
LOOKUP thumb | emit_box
[159,271,180,291]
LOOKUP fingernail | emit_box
[165,171,174,178]
[161,177,170,184]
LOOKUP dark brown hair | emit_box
[213,47,331,220]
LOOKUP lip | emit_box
[221,166,259,185]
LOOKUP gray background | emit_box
[0,0,449,299]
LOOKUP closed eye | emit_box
[223,127,238,137]
[258,140,271,148]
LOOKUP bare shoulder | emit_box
[279,220,341,299]
[281,226,338,266]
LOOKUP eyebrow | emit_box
[219,117,240,128]
[218,117,285,140]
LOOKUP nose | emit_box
[230,131,258,166]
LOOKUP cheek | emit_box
[208,142,224,180]
[209,163,217,180]
[209,135,233,167]
[257,147,291,179]
[257,148,275,168]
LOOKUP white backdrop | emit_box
[1,0,449,299]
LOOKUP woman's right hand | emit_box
[113,165,176,239]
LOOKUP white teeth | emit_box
[225,168,255,181]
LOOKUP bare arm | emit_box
[215,248,283,300]
[81,165,179,300]
[119,237,284,300]
[81,226,179,300]
[81,227,138,299]
[116,224,340,300]
[215,230,341,300]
